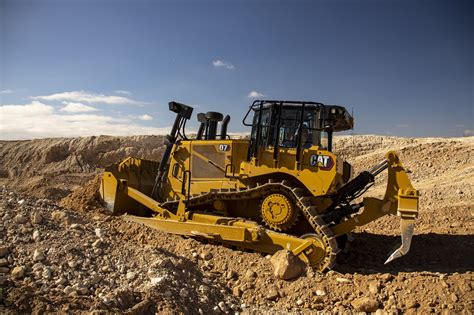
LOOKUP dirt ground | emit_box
[0,135,473,314]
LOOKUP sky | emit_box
[0,0,472,140]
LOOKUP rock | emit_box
[351,297,379,312]
[266,286,279,301]
[0,246,9,257]
[245,269,257,279]
[150,276,163,286]
[51,211,70,224]
[92,239,102,248]
[270,249,305,280]
[232,286,243,297]
[200,252,213,261]
[126,271,137,280]
[179,288,189,298]
[11,266,25,279]
[369,280,381,294]
[14,214,28,224]
[0,258,7,267]
[375,309,387,315]
[67,260,78,269]
[33,249,45,262]
[0,267,9,273]
[63,286,75,295]
[225,270,237,280]
[77,286,89,295]
[70,223,81,229]
[450,293,458,303]
[379,273,394,282]
[218,301,228,312]
[95,228,103,238]
[32,230,40,241]
[17,199,25,205]
[336,277,352,283]
[296,299,304,306]
[42,267,52,279]
[55,277,67,285]
[127,298,154,314]
[315,289,326,296]
[31,212,43,224]
[32,262,44,271]
[405,297,419,309]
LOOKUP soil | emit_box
[0,135,473,314]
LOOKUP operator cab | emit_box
[243,100,353,160]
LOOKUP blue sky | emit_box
[0,0,472,140]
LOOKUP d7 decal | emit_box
[218,144,230,151]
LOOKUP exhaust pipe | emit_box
[220,115,231,140]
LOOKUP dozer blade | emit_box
[100,157,160,216]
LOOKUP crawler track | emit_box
[160,180,340,271]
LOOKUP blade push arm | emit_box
[331,151,419,263]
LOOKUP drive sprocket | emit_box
[260,193,298,231]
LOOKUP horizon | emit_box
[1,0,473,140]
[1,131,472,143]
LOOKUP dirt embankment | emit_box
[0,135,165,200]
[0,135,473,314]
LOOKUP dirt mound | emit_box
[59,176,104,213]
[1,135,473,313]
[0,135,165,200]
[0,189,241,313]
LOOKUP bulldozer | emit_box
[100,100,419,271]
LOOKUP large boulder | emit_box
[270,250,305,280]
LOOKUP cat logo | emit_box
[309,154,334,170]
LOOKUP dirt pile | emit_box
[0,135,165,200]
[0,188,241,313]
[59,176,104,213]
[0,135,473,314]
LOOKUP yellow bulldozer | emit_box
[100,100,419,271]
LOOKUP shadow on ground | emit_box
[336,232,474,274]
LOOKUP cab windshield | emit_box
[251,105,330,150]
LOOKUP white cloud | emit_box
[138,114,153,121]
[212,60,235,70]
[33,90,141,105]
[114,90,132,95]
[463,129,474,137]
[0,101,170,140]
[60,102,98,113]
[0,89,13,94]
[247,90,265,98]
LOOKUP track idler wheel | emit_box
[299,233,336,272]
[261,193,299,231]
